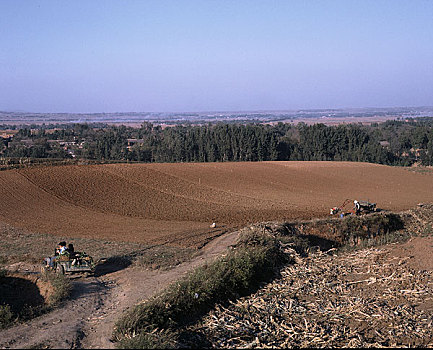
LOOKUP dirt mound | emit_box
[388,235,433,272]
[0,272,54,320]
[1,161,433,246]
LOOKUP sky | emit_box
[1,0,433,113]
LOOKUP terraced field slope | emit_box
[1,161,433,247]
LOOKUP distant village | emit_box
[0,127,150,159]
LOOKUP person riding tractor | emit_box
[44,241,94,275]
[44,241,69,269]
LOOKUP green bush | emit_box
[135,246,194,270]
[118,328,178,349]
[41,270,71,306]
[340,213,404,246]
[0,304,15,329]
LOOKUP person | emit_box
[67,243,80,265]
[354,200,361,215]
[56,241,67,255]
[67,243,75,254]
[44,241,68,269]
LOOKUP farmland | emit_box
[1,161,433,348]
[1,161,433,248]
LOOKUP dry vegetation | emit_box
[185,206,433,348]
[192,243,433,348]
[114,205,433,349]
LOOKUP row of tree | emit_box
[3,118,433,166]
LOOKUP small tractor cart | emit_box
[53,251,95,275]
[330,199,377,216]
[353,200,377,215]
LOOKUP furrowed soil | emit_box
[1,161,433,247]
[1,161,433,349]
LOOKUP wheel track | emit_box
[0,230,240,349]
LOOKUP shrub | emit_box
[0,270,15,328]
[119,328,178,349]
[340,213,405,246]
[40,270,71,306]
[0,304,15,329]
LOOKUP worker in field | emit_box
[44,241,68,268]
[354,200,361,215]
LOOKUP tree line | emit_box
[3,118,433,166]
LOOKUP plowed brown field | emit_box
[1,161,433,247]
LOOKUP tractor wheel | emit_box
[55,264,65,275]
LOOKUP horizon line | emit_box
[2,105,433,115]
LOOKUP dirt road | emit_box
[0,230,240,349]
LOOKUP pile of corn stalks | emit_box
[193,245,433,348]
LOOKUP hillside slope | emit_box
[1,161,433,245]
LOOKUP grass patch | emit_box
[406,166,433,175]
[0,305,15,329]
[285,212,406,248]
[41,270,72,306]
[114,230,290,348]
[119,328,178,349]
[135,246,195,270]
[0,222,195,273]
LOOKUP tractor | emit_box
[330,199,377,216]
[353,200,377,215]
[44,249,95,276]
[53,251,95,275]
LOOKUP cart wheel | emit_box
[55,264,65,275]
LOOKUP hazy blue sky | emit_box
[1,0,432,113]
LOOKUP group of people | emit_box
[44,241,75,268]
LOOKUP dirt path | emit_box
[0,230,240,349]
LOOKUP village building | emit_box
[127,138,144,151]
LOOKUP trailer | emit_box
[354,200,377,215]
[330,199,377,216]
[53,252,95,275]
